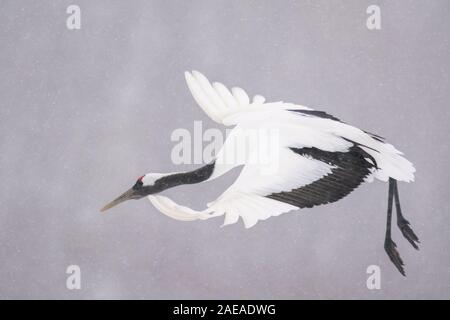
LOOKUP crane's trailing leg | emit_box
[393,181,420,250]
[384,178,405,276]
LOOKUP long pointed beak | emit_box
[100,188,136,212]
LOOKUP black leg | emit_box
[393,181,420,250]
[384,178,406,276]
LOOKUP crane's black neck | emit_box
[135,162,216,197]
[156,162,216,189]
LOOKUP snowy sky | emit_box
[1,0,449,299]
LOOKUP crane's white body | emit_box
[148,71,415,228]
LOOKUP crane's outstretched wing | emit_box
[206,143,376,228]
[184,70,313,126]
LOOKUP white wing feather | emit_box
[184,70,310,126]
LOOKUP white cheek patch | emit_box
[141,174,161,186]
[141,173,178,186]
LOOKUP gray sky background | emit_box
[1,0,449,299]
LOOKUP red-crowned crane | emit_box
[101,71,418,276]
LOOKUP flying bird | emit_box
[101,71,418,276]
